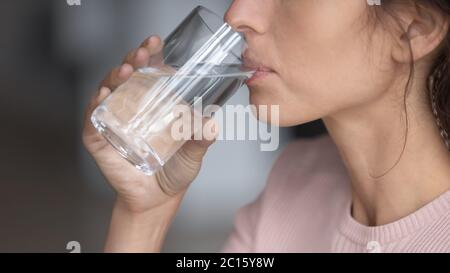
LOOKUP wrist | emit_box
[114,187,187,215]
[104,193,185,253]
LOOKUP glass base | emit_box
[90,106,165,176]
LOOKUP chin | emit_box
[248,100,300,127]
[248,83,321,127]
[249,96,321,127]
[248,85,275,105]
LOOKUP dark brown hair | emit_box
[369,0,450,178]
[420,0,450,150]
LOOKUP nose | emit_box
[224,0,269,35]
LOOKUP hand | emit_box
[82,36,218,213]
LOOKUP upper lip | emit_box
[242,52,274,73]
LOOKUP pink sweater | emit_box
[222,135,450,253]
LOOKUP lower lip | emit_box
[245,70,273,86]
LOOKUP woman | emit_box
[83,0,450,252]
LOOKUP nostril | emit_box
[224,2,263,35]
[235,26,252,33]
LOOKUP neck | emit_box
[323,73,450,226]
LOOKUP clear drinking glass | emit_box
[91,6,254,175]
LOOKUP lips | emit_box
[243,54,274,72]
[242,53,275,85]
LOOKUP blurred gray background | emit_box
[0,0,325,252]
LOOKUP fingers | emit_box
[85,35,165,149]
[100,35,164,91]
[99,63,134,91]
[143,36,164,66]
[122,47,150,68]
[122,36,164,68]
[140,36,164,57]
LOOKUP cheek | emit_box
[250,43,396,127]
[248,1,397,126]
[274,29,396,124]
[280,58,394,123]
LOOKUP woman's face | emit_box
[225,0,401,126]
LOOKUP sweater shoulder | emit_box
[264,134,350,201]
[249,134,351,251]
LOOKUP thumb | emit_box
[178,117,219,162]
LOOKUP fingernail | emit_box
[97,87,110,102]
